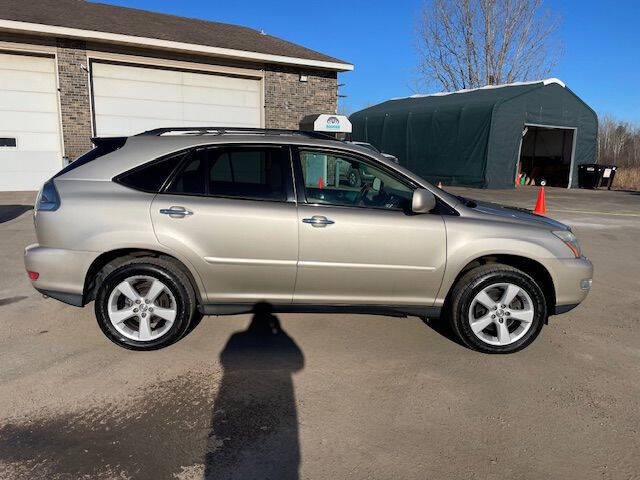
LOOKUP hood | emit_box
[466,199,569,230]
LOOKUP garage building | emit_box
[350,79,597,189]
[0,0,352,191]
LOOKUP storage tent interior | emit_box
[350,79,597,189]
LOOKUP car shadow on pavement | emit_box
[0,205,33,223]
[204,303,304,480]
[421,315,466,348]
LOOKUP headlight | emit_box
[553,230,581,258]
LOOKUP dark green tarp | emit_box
[350,81,597,188]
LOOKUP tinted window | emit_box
[167,156,206,195]
[56,137,127,179]
[300,150,414,211]
[168,147,289,201]
[118,153,185,192]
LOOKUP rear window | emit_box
[166,155,206,195]
[54,137,126,179]
[116,152,187,193]
[167,147,290,201]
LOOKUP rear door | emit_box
[292,147,447,306]
[150,145,298,304]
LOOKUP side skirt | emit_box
[200,302,442,319]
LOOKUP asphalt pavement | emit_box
[1,187,639,480]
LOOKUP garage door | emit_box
[0,53,62,191]
[91,62,262,136]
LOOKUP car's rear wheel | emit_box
[95,257,196,350]
[448,264,546,354]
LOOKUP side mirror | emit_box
[412,188,436,214]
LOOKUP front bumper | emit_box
[547,256,593,314]
[24,244,100,307]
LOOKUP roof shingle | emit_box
[0,0,350,66]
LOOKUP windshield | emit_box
[349,142,380,154]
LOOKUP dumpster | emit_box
[578,164,599,188]
[597,165,617,189]
[578,164,617,190]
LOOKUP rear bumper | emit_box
[35,288,84,307]
[553,303,579,315]
[547,256,593,314]
[24,244,99,307]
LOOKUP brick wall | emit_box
[264,65,338,129]
[56,39,93,159]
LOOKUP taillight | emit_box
[36,179,60,211]
[27,271,39,280]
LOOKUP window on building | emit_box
[0,137,17,148]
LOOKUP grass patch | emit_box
[613,166,640,191]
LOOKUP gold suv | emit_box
[24,128,593,353]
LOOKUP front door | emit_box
[292,148,447,306]
[151,145,298,304]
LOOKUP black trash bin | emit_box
[597,165,617,189]
[578,164,600,189]
[578,164,617,190]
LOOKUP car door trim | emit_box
[298,260,436,271]
[204,256,297,267]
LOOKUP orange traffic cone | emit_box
[437,181,443,188]
[533,187,546,215]
[317,176,324,189]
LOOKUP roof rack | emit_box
[135,126,338,141]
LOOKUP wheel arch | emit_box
[443,254,556,316]
[83,248,205,307]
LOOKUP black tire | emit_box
[348,168,362,187]
[448,264,547,354]
[95,257,197,350]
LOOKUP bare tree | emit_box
[598,114,636,165]
[416,0,562,91]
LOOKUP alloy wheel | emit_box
[468,282,535,346]
[107,275,177,342]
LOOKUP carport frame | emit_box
[520,123,578,189]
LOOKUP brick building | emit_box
[0,0,352,190]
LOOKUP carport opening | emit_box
[518,125,574,188]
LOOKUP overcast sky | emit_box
[98,0,640,122]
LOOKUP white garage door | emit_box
[91,62,262,136]
[0,53,62,191]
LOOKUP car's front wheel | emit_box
[448,264,547,354]
[95,257,196,350]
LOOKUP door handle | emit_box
[159,206,193,218]
[302,215,335,227]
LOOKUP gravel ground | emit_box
[0,187,639,480]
